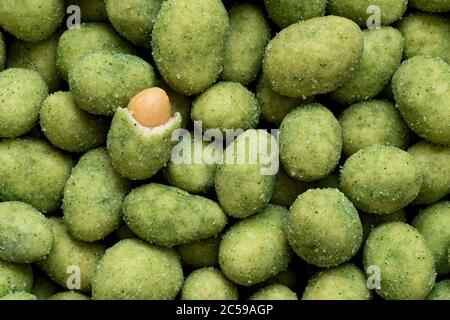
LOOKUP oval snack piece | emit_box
[0,139,73,213]
[215,129,278,218]
[263,15,364,98]
[152,0,229,95]
[63,148,131,242]
[249,284,298,300]
[0,201,53,263]
[123,184,227,247]
[219,205,291,286]
[363,222,436,300]
[264,0,327,28]
[0,260,33,298]
[92,239,184,300]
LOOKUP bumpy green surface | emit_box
[249,284,298,300]
[280,104,342,182]
[409,0,450,12]
[178,237,220,268]
[331,27,404,104]
[302,264,371,300]
[263,16,363,98]
[363,222,436,300]
[191,82,260,133]
[0,292,37,300]
[339,100,411,156]
[7,34,61,92]
[340,145,423,214]
[398,13,450,64]
[408,142,450,204]
[286,189,362,267]
[219,205,291,286]
[0,139,73,213]
[165,136,218,194]
[69,52,156,116]
[222,4,270,85]
[105,0,162,48]
[0,0,64,42]
[215,130,277,218]
[328,0,408,26]
[413,201,450,275]
[63,148,131,242]
[0,68,48,138]
[0,202,53,263]
[65,0,107,22]
[56,23,134,81]
[124,184,227,247]
[181,267,238,300]
[38,218,106,292]
[392,56,450,145]
[40,92,107,153]
[256,76,305,125]
[107,109,181,180]
[427,280,450,300]
[47,291,90,300]
[270,169,310,207]
[264,0,327,28]
[0,260,33,298]
[152,0,229,95]
[92,239,183,300]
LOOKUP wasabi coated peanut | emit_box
[124,184,227,247]
[256,76,306,125]
[0,292,37,300]
[280,104,342,182]
[57,23,134,81]
[215,130,277,218]
[152,0,229,95]
[38,218,106,292]
[47,291,90,300]
[69,52,156,116]
[328,0,408,26]
[107,109,181,180]
[92,239,184,300]
[408,142,450,205]
[302,264,372,300]
[222,4,270,85]
[0,202,53,263]
[0,139,73,213]
[398,13,450,64]
[0,31,5,71]
[340,145,423,214]
[7,35,61,93]
[0,68,48,138]
[0,0,64,42]
[331,27,405,104]
[392,56,450,145]
[413,201,450,275]
[219,205,291,286]
[65,0,107,22]
[0,260,33,298]
[364,222,436,300]
[191,82,260,133]
[286,189,362,267]
[427,280,450,300]
[271,169,310,207]
[360,210,406,242]
[338,100,412,156]
[264,0,327,28]
[181,267,238,300]
[63,148,131,242]
[40,92,108,153]
[263,16,363,98]
[178,237,220,268]
[249,284,298,300]
[165,136,218,194]
[409,0,450,13]
[105,0,163,48]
